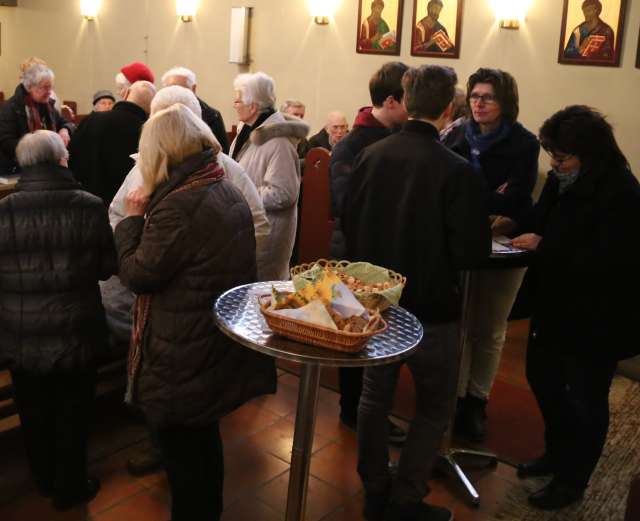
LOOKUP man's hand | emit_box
[511,233,542,251]
[125,187,150,217]
[58,128,71,147]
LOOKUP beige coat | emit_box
[230,111,309,280]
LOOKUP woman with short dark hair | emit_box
[0,130,116,511]
[442,68,540,441]
[512,105,640,509]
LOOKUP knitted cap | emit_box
[93,90,116,105]
[120,62,155,84]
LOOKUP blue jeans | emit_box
[357,321,460,505]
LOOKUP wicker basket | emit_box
[290,259,406,311]
[258,295,387,353]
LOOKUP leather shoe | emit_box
[517,455,554,478]
[52,478,101,511]
[453,394,487,442]
[528,479,584,510]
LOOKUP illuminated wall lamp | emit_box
[309,0,338,25]
[177,0,198,23]
[80,0,101,21]
[492,0,531,30]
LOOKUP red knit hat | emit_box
[120,62,155,84]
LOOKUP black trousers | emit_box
[10,370,96,499]
[155,421,224,521]
[526,339,616,490]
[339,367,364,422]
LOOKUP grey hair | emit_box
[233,72,276,111]
[161,66,197,89]
[16,130,68,167]
[151,85,202,118]
[22,64,55,90]
[280,99,305,113]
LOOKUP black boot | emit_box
[528,479,584,510]
[454,394,487,442]
[517,454,554,478]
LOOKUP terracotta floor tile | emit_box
[310,442,363,497]
[246,417,332,464]
[220,401,281,445]
[223,439,290,504]
[252,381,300,417]
[91,489,169,521]
[256,471,350,521]
[222,498,284,521]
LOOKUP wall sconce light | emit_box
[176,0,198,23]
[80,0,101,21]
[492,0,531,30]
[308,0,339,25]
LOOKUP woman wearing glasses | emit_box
[510,105,640,509]
[442,68,540,442]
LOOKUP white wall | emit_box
[1,0,639,173]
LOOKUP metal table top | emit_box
[214,281,423,367]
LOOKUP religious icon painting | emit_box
[558,0,627,67]
[356,0,404,55]
[411,0,463,58]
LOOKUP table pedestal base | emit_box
[436,448,498,506]
[286,363,321,521]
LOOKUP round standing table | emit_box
[214,281,423,521]
[438,242,531,505]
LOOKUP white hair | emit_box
[280,99,305,112]
[16,130,68,167]
[22,64,54,90]
[151,85,202,118]
[115,72,131,96]
[161,66,197,89]
[233,72,276,111]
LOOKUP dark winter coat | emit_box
[115,149,276,428]
[443,120,539,220]
[68,101,148,204]
[199,97,229,154]
[329,107,393,259]
[344,120,491,324]
[308,128,332,151]
[0,163,116,373]
[518,166,640,361]
[0,84,74,176]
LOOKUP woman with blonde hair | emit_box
[115,104,276,521]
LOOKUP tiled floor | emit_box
[0,321,532,521]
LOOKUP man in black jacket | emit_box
[329,61,409,443]
[161,66,230,154]
[344,65,490,521]
[68,81,156,204]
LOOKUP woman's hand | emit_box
[125,187,150,217]
[58,128,71,147]
[511,233,542,251]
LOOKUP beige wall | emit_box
[1,0,639,173]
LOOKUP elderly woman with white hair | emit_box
[115,104,276,521]
[0,63,75,177]
[0,130,116,510]
[230,71,309,280]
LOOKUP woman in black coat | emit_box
[442,68,540,441]
[512,105,640,509]
[115,104,276,521]
[0,130,116,510]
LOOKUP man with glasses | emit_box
[308,111,349,152]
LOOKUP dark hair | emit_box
[467,68,519,124]
[402,65,457,120]
[582,0,602,15]
[369,62,409,106]
[428,0,444,9]
[539,105,628,175]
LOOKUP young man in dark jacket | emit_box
[68,81,156,204]
[344,65,490,521]
[329,61,409,443]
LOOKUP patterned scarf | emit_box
[124,159,225,405]
[464,120,512,174]
[24,93,57,133]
